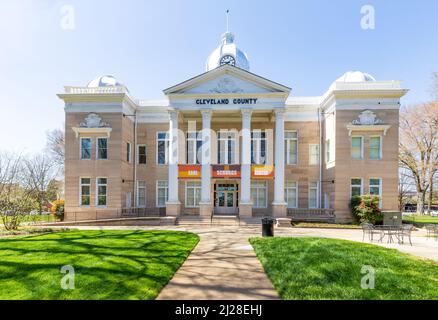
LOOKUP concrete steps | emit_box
[177,215,243,226]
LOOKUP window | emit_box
[137,145,146,164]
[285,181,298,208]
[96,178,107,206]
[351,178,363,197]
[157,132,169,165]
[285,131,298,165]
[80,178,91,206]
[137,181,146,207]
[369,178,382,197]
[351,136,363,160]
[186,181,201,207]
[187,132,202,164]
[80,138,92,160]
[369,136,382,160]
[251,181,267,208]
[309,144,319,165]
[251,131,267,164]
[156,180,168,207]
[97,138,108,160]
[370,178,382,208]
[325,140,331,163]
[308,182,319,208]
[218,131,237,164]
[126,142,131,162]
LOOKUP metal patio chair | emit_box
[361,223,383,242]
[398,224,414,246]
[425,224,438,241]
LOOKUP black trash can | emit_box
[262,217,275,237]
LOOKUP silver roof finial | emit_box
[226,9,230,32]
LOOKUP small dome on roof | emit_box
[336,71,376,82]
[206,32,250,71]
[87,75,123,87]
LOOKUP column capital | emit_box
[168,109,179,121]
[274,108,286,117]
[201,109,212,120]
[241,108,253,116]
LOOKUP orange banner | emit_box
[251,165,274,179]
[212,165,241,179]
[178,165,201,179]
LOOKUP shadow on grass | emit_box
[0,230,199,300]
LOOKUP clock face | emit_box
[220,55,236,66]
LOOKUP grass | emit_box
[403,215,438,226]
[0,230,199,300]
[292,222,360,229]
[250,237,438,300]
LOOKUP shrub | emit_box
[350,195,383,224]
[51,199,65,221]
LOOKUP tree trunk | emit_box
[417,191,426,215]
[427,178,433,214]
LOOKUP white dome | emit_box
[336,71,376,82]
[206,32,250,71]
[87,75,123,87]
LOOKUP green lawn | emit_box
[250,237,438,300]
[0,230,199,300]
[403,215,438,226]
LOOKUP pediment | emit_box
[163,65,291,96]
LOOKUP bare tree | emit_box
[22,154,57,215]
[431,72,438,100]
[398,168,414,212]
[399,102,438,215]
[0,152,35,230]
[46,128,65,170]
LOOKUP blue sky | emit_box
[0,0,437,153]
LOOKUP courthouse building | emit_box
[58,31,407,222]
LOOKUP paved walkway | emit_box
[56,225,438,300]
[157,227,279,300]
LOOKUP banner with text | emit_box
[178,165,201,179]
[212,165,241,179]
[251,165,275,179]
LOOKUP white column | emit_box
[273,109,287,217]
[241,109,252,205]
[200,110,212,204]
[167,110,179,203]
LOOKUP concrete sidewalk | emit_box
[157,227,279,300]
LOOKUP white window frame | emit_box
[96,177,107,207]
[369,178,382,207]
[325,139,331,163]
[251,130,267,165]
[350,178,363,198]
[218,130,237,164]
[136,181,147,208]
[285,181,298,208]
[284,131,298,165]
[156,180,168,208]
[369,136,382,160]
[309,144,319,166]
[308,181,319,209]
[80,137,92,160]
[96,137,108,160]
[185,181,202,208]
[351,136,364,160]
[79,177,91,207]
[137,144,147,164]
[156,131,169,165]
[251,181,268,208]
[186,131,202,165]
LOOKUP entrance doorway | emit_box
[214,183,239,215]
